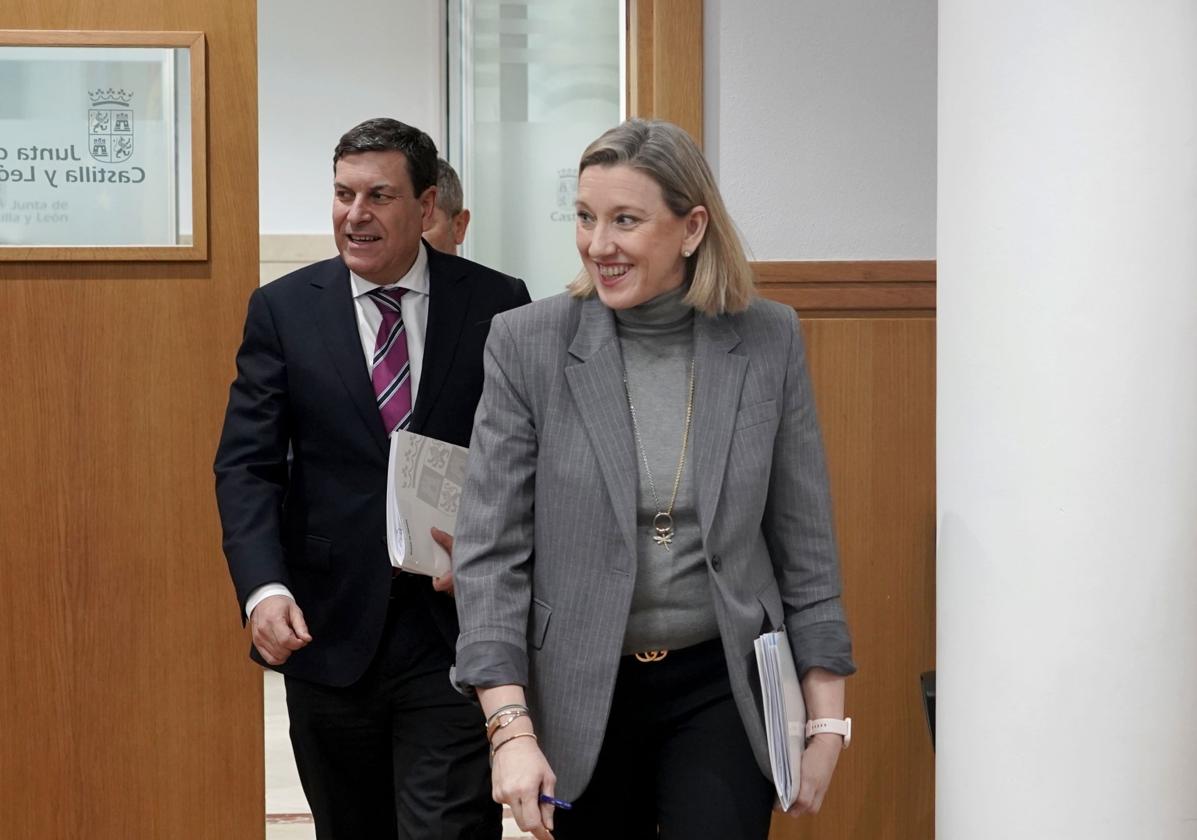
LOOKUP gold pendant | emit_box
[634,649,669,663]
[652,512,674,550]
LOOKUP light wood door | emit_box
[763,266,937,840]
[0,2,261,838]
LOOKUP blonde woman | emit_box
[452,119,855,839]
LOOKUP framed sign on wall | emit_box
[0,30,206,261]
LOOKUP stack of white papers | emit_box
[754,629,806,810]
[385,429,470,578]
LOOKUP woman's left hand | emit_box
[784,734,842,817]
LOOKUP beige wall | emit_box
[260,234,336,286]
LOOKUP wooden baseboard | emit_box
[754,260,936,316]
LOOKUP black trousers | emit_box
[284,575,499,840]
[554,638,774,840]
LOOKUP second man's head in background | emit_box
[424,158,471,255]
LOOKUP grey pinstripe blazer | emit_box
[452,292,854,800]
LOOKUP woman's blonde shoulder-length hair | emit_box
[566,119,755,316]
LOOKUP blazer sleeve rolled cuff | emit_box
[789,619,857,678]
[451,640,530,698]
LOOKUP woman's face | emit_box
[575,164,707,311]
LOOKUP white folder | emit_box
[385,429,469,578]
[754,629,806,811]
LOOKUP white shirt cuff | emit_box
[245,583,294,622]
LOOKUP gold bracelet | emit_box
[489,730,538,762]
[485,703,528,730]
[486,707,531,742]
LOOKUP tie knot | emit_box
[367,286,407,313]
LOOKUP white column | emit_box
[937,3,1197,838]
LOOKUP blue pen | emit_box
[539,794,573,811]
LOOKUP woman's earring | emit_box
[682,249,692,258]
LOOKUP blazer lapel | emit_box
[563,298,639,570]
[410,244,474,433]
[690,313,747,543]
[313,259,390,456]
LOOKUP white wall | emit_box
[704,0,936,260]
[258,1,935,251]
[258,0,443,234]
[938,2,1197,836]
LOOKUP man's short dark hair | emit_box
[333,118,438,197]
[435,158,464,217]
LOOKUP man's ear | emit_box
[419,186,438,226]
[453,209,471,245]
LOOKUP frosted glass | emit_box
[0,46,190,247]
[451,0,621,300]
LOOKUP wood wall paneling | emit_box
[759,266,937,840]
[755,260,937,316]
[0,2,261,838]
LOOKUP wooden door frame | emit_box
[626,0,704,146]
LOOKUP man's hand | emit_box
[249,594,312,665]
[430,527,455,595]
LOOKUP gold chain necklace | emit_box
[623,358,696,551]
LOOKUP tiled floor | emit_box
[264,671,531,839]
[264,672,315,839]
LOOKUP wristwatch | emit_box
[805,717,852,748]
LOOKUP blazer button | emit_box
[710,555,722,572]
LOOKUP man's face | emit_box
[424,206,471,255]
[332,151,435,285]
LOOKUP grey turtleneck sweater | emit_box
[615,285,721,655]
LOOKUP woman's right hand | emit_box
[491,735,559,839]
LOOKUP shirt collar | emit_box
[349,241,430,300]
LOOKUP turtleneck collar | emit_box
[613,284,694,336]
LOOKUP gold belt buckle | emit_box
[634,649,669,663]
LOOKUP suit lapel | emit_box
[690,313,747,543]
[411,244,473,433]
[313,259,390,456]
[563,298,639,570]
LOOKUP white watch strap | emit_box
[805,717,852,748]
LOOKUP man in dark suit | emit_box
[214,118,529,840]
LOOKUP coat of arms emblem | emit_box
[556,168,578,210]
[88,89,134,163]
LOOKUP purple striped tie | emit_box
[367,288,413,434]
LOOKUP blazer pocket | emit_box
[289,535,331,573]
[528,597,552,650]
[734,399,778,433]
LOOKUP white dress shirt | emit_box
[245,245,432,620]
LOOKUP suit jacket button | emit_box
[711,555,722,572]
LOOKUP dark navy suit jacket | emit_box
[214,242,529,686]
